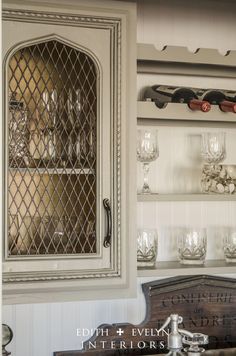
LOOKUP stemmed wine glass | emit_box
[137,129,159,194]
[201,132,226,164]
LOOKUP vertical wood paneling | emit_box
[50,303,63,353]
[137,0,236,52]
[15,305,32,356]
[3,2,236,356]
[2,282,148,356]
[32,304,50,356]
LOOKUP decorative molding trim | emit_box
[2,8,121,29]
[3,7,123,283]
[3,270,120,283]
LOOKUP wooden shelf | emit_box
[138,260,236,277]
[9,168,95,175]
[137,101,236,125]
[137,193,236,202]
[137,44,236,78]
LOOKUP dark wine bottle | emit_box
[144,85,211,112]
[224,90,236,102]
[200,89,236,113]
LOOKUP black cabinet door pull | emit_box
[103,198,112,248]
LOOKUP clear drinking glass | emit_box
[201,132,226,164]
[178,228,207,265]
[8,214,19,255]
[137,229,157,268]
[137,129,159,194]
[9,93,30,167]
[223,228,236,263]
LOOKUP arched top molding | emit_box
[4,33,101,78]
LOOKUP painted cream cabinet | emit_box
[2,0,137,303]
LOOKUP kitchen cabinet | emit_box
[2,0,137,303]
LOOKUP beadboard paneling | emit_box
[137,0,236,53]
[2,278,151,356]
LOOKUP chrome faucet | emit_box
[158,314,208,356]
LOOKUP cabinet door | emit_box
[2,0,137,303]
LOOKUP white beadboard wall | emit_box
[3,1,236,355]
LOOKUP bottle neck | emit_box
[188,99,211,112]
[219,100,236,113]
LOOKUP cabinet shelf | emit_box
[137,193,236,202]
[138,260,236,277]
[9,168,95,175]
[137,101,236,125]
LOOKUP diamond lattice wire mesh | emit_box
[7,40,97,256]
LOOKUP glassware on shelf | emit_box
[29,90,61,167]
[67,88,84,126]
[73,130,90,168]
[201,164,236,194]
[67,88,74,127]
[201,132,226,164]
[41,89,58,128]
[9,92,30,167]
[85,220,96,252]
[137,129,159,194]
[66,133,76,165]
[137,229,158,268]
[88,112,96,166]
[223,227,236,263]
[40,216,68,254]
[178,228,207,265]
[66,131,85,167]
[80,130,88,165]
[75,88,82,121]
[52,218,68,253]
[8,214,19,255]
[11,215,41,255]
[41,128,57,164]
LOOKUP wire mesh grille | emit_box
[7,40,97,256]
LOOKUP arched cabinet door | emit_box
[2,0,137,303]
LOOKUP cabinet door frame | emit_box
[2,0,137,304]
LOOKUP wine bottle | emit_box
[224,90,236,102]
[198,89,236,113]
[144,85,211,112]
[223,90,236,112]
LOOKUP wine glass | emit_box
[137,129,159,194]
[201,132,226,164]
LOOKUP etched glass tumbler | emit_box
[178,228,207,265]
[137,229,157,268]
[223,228,236,263]
[201,132,226,164]
[137,129,159,194]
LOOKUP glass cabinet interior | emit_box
[6,40,98,258]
